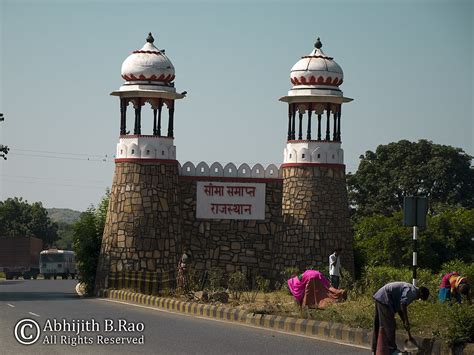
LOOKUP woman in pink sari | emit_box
[288,270,346,309]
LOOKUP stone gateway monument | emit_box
[95,34,354,293]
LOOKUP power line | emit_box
[0,174,107,184]
[13,148,110,158]
[9,152,114,163]
[1,178,109,189]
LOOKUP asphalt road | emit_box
[0,279,369,354]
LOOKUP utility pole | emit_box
[403,196,428,286]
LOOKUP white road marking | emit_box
[7,304,15,308]
[97,298,370,350]
[28,312,40,317]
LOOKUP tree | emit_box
[0,197,58,245]
[353,207,474,275]
[347,140,474,218]
[73,191,109,295]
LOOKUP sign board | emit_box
[403,196,428,227]
[196,182,266,220]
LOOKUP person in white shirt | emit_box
[329,248,342,289]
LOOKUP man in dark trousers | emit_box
[372,282,429,354]
[329,247,342,289]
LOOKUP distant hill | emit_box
[47,208,82,224]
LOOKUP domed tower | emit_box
[96,33,185,292]
[276,38,354,274]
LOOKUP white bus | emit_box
[39,249,76,279]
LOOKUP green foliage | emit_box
[362,265,436,297]
[308,295,373,329]
[279,267,299,291]
[228,271,246,300]
[439,260,474,283]
[444,303,474,345]
[0,197,58,245]
[347,140,474,218]
[354,207,474,274]
[46,208,82,224]
[255,275,270,293]
[72,191,109,296]
[208,267,225,291]
[280,267,299,280]
[55,222,75,250]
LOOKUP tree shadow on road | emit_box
[0,281,25,285]
[0,292,79,302]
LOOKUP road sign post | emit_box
[403,196,427,286]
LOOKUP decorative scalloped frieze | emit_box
[178,162,282,179]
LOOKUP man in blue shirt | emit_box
[371,282,429,354]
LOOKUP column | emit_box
[134,100,142,135]
[167,100,175,137]
[153,108,158,136]
[157,99,163,136]
[306,105,312,140]
[287,104,292,141]
[298,111,303,140]
[317,114,322,141]
[291,104,296,140]
[337,109,342,142]
[325,105,330,141]
[333,110,337,141]
[120,99,127,135]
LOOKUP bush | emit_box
[72,191,109,296]
[280,267,299,280]
[208,267,225,291]
[255,275,270,293]
[362,266,436,297]
[73,210,102,295]
[445,303,474,345]
[439,259,474,283]
[353,207,474,275]
[228,271,246,300]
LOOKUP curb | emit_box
[100,289,370,349]
[99,289,473,354]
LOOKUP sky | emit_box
[0,0,472,211]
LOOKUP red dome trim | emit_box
[290,76,343,87]
[122,73,174,82]
[132,50,163,56]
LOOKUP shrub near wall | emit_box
[362,266,436,296]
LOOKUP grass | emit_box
[207,288,473,343]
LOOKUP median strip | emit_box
[98,289,371,351]
[99,289,474,354]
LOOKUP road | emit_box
[0,279,369,354]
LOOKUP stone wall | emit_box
[275,165,354,275]
[178,178,283,280]
[96,162,181,290]
[96,161,355,292]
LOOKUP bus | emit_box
[39,249,76,279]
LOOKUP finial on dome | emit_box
[146,32,155,43]
[314,37,322,49]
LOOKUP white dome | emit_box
[290,38,343,89]
[121,33,175,83]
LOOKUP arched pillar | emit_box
[120,98,127,135]
[167,100,175,138]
